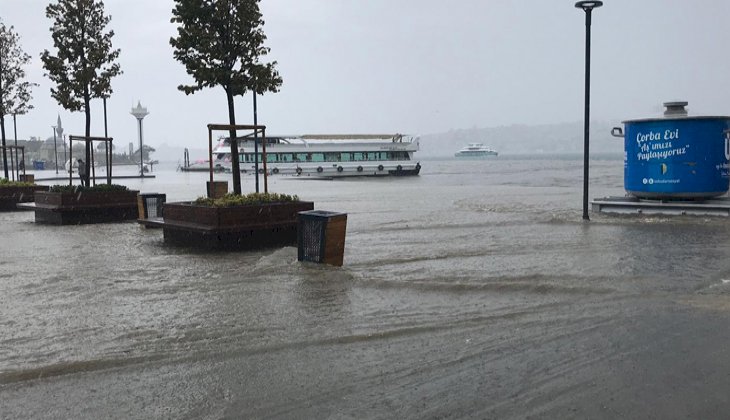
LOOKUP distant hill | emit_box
[418,121,623,157]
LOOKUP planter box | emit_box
[162,200,315,250]
[32,190,140,224]
[0,185,49,211]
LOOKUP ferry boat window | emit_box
[367,152,377,160]
[311,153,324,162]
[341,153,353,162]
[324,152,339,162]
[385,151,406,160]
[353,153,363,161]
[266,153,278,163]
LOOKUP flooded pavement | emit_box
[1,158,730,419]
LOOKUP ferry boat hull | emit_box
[240,161,421,178]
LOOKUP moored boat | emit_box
[184,133,421,177]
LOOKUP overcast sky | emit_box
[2,0,730,150]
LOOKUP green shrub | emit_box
[0,178,34,187]
[194,192,300,207]
[48,184,129,193]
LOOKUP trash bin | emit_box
[33,160,44,170]
[137,193,166,220]
[297,210,347,267]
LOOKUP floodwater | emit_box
[1,156,730,419]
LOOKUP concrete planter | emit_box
[32,190,140,224]
[162,200,315,250]
[0,185,49,211]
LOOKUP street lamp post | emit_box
[52,125,58,174]
[253,91,259,193]
[575,0,603,221]
[130,101,149,178]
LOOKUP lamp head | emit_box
[575,1,603,11]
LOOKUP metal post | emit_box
[575,1,602,221]
[253,91,259,193]
[262,128,268,194]
[9,144,14,181]
[103,97,110,184]
[0,36,6,180]
[107,136,111,182]
[208,126,214,185]
[52,126,58,174]
[12,114,18,178]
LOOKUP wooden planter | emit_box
[32,190,140,224]
[0,185,49,211]
[162,200,315,250]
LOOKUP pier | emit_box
[592,196,730,217]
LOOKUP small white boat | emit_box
[454,143,498,158]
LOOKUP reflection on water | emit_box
[2,158,730,419]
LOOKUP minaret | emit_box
[56,114,66,166]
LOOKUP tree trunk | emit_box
[226,89,241,194]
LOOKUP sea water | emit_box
[2,156,730,419]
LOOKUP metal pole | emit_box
[9,144,14,181]
[0,36,6,180]
[104,97,110,184]
[13,114,18,178]
[138,118,144,177]
[208,126,214,185]
[52,126,58,174]
[253,92,259,193]
[575,1,602,221]
[262,128,268,194]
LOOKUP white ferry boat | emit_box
[454,143,498,158]
[181,133,421,177]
